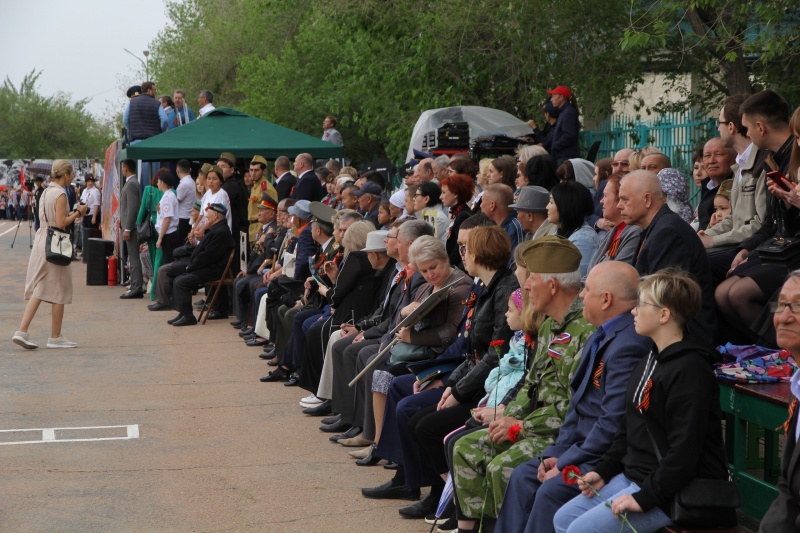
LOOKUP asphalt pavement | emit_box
[0,219,433,532]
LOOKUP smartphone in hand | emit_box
[768,170,791,191]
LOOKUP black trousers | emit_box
[173,272,206,316]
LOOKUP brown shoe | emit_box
[349,446,373,459]
[339,436,374,447]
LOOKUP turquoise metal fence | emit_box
[581,111,717,207]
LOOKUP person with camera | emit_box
[12,160,89,350]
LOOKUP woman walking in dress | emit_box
[12,160,88,349]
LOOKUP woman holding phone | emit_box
[12,160,88,349]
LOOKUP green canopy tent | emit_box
[123,107,344,161]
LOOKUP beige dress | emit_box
[24,183,72,304]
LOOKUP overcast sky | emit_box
[1,0,167,118]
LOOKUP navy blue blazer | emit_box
[543,312,652,471]
[291,170,326,202]
[293,224,318,281]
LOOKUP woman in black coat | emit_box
[298,221,377,393]
[364,225,518,512]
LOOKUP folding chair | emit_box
[198,249,236,325]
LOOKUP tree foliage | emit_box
[0,71,113,159]
[622,0,800,114]
[148,0,640,163]
[146,0,799,163]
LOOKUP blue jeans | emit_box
[553,473,672,533]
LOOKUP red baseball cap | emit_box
[547,85,573,99]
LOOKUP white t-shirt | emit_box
[176,175,195,220]
[200,188,232,230]
[156,189,180,234]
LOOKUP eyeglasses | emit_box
[770,301,800,313]
[384,235,398,240]
[636,299,662,309]
[715,120,730,128]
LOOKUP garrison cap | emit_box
[522,236,581,274]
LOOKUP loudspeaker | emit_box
[86,238,114,285]
[82,228,102,263]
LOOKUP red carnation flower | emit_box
[489,340,505,348]
[562,465,581,485]
[507,423,522,443]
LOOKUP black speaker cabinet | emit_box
[86,238,114,286]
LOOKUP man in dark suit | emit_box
[495,261,651,533]
[760,272,800,533]
[169,203,234,326]
[620,169,717,340]
[290,153,325,202]
[273,156,297,201]
[119,159,144,299]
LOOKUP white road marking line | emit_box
[0,424,140,446]
[0,224,19,237]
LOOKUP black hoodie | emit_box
[592,339,728,512]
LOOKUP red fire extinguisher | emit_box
[107,255,119,286]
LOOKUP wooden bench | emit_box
[719,381,791,521]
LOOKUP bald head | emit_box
[581,261,641,326]
[418,158,435,182]
[617,170,665,228]
[611,148,635,174]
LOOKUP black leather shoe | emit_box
[207,310,228,320]
[283,372,300,386]
[321,414,341,425]
[259,350,277,360]
[167,314,184,325]
[361,480,420,500]
[261,345,276,356]
[384,461,398,470]
[320,419,351,433]
[330,425,361,442]
[230,319,245,328]
[238,327,255,337]
[194,299,205,307]
[120,290,144,299]
[149,302,171,311]
[399,493,439,519]
[267,359,279,366]
[302,400,332,416]
[260,368,289,382]
[246,338,269,347]
[172,315,198,326]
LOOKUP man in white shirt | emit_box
[175,159,196,241]
[198,90,216,117]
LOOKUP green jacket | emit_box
[505,297,596,437]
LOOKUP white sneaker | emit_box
[47,336,78,349]
[299,394,321,405]
[12,331,38,350]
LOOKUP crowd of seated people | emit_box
[129,87,800,532]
